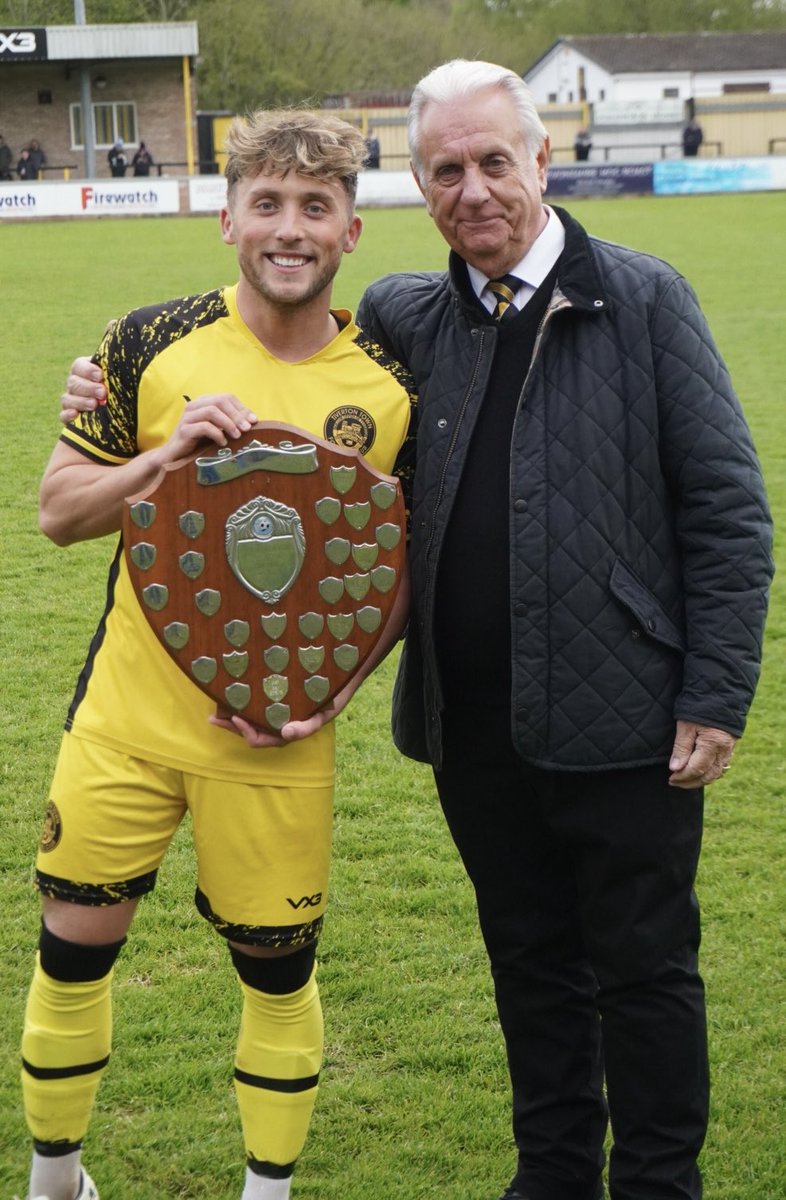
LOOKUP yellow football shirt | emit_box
[59,284,416,785]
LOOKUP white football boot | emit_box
[27,1168,99,1200]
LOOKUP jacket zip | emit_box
[507,292,573,750]
[421,290,582,738]
[508,290,575,527]
[422,324,489,716]
[424,325,489,570]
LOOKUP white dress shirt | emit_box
[467,206,566,315]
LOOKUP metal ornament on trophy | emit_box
[123,422,406,732]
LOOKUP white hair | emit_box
[408,59,548,184]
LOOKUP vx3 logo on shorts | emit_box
[287,893,322,909]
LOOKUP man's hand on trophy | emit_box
[207,564,410,750]
[208,698,348,749]
[60,357,259,444]
[158,394,260,467]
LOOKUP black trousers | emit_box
[434,716,708,1200]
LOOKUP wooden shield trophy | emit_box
[122,423,406,732]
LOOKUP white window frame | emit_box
[70,101,138,150]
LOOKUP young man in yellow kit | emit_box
[20,110,415,1200]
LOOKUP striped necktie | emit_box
[486,274,521,321]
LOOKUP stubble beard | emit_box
[239,250,340,315]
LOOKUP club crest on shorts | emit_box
[123,422,405,733]
[324,406,376,454]
[40,800,62,853]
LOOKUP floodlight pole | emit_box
[74,0,97,178]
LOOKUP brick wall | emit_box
[0,58,196,178]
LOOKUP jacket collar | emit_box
[550,205,607,312]
[447,205,607,319]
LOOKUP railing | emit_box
[697,140,722,157]
[4,161,222,181]
[153,157,416,176]
[550,140,722,163]
[37,164,79,180]
[153,160,220,176]
[365,153,409,169]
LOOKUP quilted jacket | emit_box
[357,206,774,772]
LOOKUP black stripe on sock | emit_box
[22,1054,110,1080]
[247,1155,296,1179]
[33,1138,82,1157]
[234,1067,319,1093]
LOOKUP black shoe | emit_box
[498,1184,603,1200]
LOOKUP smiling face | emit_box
[220,169,362,316]
[414,86,550,278]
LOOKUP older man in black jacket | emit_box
[358,60,773,1200]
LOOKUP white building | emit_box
[524,32,786,163]
[524,32,786,106]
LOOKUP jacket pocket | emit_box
[610,558,686,654]
[391,632,433,765]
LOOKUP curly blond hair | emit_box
[225,109,367,204]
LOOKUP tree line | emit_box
[3,0,784,112]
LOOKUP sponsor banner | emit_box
[594,99,684,127]
[5,159,782,219]
[78,180,181,214]
[0,27,47,61]
[0,187,42,215]
[0,179,181,218]
[187,170,425,213]
[188,175,228,212]
[356,169,424,207]
[654,156,786,195]
[547,163,654,198]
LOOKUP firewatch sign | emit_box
[0,180,181,220]
[0,28,48,61]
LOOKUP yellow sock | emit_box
[21,953,113,1148]
[234,967,323,1173]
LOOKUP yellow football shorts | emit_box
[36,733,334,948]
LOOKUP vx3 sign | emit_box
[0,28,47,59]
[287,893,323,909]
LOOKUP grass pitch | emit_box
[1,194,784,1198]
